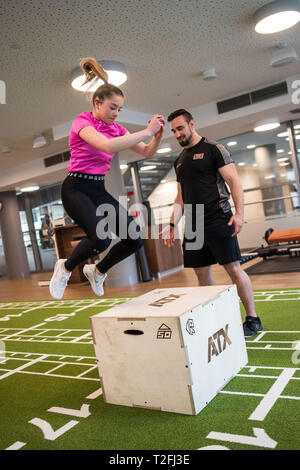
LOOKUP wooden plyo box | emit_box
[90,286,248,415]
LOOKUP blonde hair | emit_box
[79,57,124,105]
[80,57,108,87]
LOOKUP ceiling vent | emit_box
[217,81,288,114]
[44,151,70,168]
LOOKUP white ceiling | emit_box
[1,0,300,189]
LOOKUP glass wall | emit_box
[219,121,300,221]
[16,182,66,272]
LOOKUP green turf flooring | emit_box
[0,290,299,450]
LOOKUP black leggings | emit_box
[61,174,143,273]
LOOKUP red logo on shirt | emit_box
[193,153,204,160]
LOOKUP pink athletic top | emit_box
[68,112,128,175]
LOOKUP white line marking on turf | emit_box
[207,428,277,449]
[71,332,92,343]
[77,366,97,377]
[248,368,296,421]
[48,404,91,418]
[5,441,26,450]
[29,418,79,441]
[252,332,266,342]
[86,388,103,400]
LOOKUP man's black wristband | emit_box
[169,222,175,228]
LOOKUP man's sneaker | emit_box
[83,264,107,296]
[49,259,71,300]
[243,316,263,338]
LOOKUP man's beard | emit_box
[178,130,193,147]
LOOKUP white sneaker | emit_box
[83,264,107,296]
[49,259,71,300]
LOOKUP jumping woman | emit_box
[50,58,164,299]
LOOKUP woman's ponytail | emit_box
[79,57,108,89]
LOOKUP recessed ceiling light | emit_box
[254,0,300,34]
[264,174,276,179]
[33,134,48,149]
[277,157,289,162]
[71,60,127,91]
[247,144,256,149]
[270,43,299,67]
[238,162,245,166]
[140,165,157,171]
[277,149,284,153]
[20,185,40,192]
[227,141,237,146]
[157,146,171,154]
[277,131,289,137]
[202,68,217,80]
[254,118,280,132]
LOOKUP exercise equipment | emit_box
[90,286,247,415]
[241,227,300,261]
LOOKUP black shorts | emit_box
[182,213,241,268]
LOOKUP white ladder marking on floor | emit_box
[252,331,267,342]
[1,323,46,341]
[248,368,296,421]
[0,354,48,381]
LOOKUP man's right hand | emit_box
[159,225,175,247]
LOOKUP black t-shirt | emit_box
[174,137,234,221]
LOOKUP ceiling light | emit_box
[270,42,299,67]
[277,157,289,161]
[161,179,167,183]
[254,0,300,34]
[157,146,171,154]
[71,60,127,91]
[140,165,157,171]
[277,131,288,137]
[294,124,300,129]
[202,68,217,81]
[277,149,284,153]
[253,163,258,167]
[238,162,245,166]
[227,141,237,146]
[264,174,276,179]
[120,164,128,170]
[33,134,48,149]
[20,185,40,192]
[254,118,280,132]
[247,144,256,149]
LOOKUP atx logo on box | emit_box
[208,324,232,363]
[0,80,6,104]
[149,293,186,308]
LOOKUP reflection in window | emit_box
[219,122,300,220]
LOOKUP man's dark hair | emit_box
[167,109,193,123]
